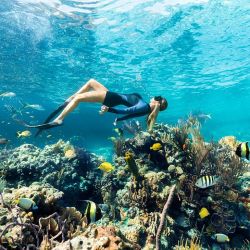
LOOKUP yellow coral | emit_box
[218,136,238,150]
[64,147,76,159]
[175,237,202,250]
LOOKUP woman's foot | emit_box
[53,119,63,125]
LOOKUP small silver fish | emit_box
[24,104,45,111]
[197,114,211,120]
[0,92,16,97]
[195,176,220,189]
[0,138,9,145]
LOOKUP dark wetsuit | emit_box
[103,91,151,122]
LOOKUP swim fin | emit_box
[35,101,69,137]
[43,101,69,124]
[26,121,63,129]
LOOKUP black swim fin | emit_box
[44,101,69,123]
[35,101,69,137]
[28,121,62,130]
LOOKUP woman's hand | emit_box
[99,105,109,114]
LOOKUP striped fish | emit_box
[195,175,220,189]
[236,142,249,160]
[84,200,102,224]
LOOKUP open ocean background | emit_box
[0,0,250,158]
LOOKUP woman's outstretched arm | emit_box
[147,104,160,131]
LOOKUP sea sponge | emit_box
[124,151,140,180]
[61,207,83,223]
[121,226,141,244]
[39,217,59,234]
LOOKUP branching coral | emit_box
[156,184,176,250]
[113,138,125,156]
[0,221,40,248]
[172,126,189,151]
[129,179,151,210]
[210,205,236,234]
[215,152,245,188]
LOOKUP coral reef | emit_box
[0,140,101,200]
[0,119,249,249]
[53,225,137,250]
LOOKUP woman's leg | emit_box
[67,79,108,102]
[55,90,107,123]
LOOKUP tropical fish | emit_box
[199,207,210,219]
[0,138,9,145]
[24,104,45,111]
[16,198,38,211]
[114,128,123,137]
[84,200,102,224]
[98,162,115,172]
[150,143,162,151]
[236,142,249,160]
[16,130,32,138]
[195,176,220,189]
[191,111,212,123]
[47,135,52,138]
[211,233,230,243]
[0,92,16,97]
[196,113,211,120]
[64,148,76,159]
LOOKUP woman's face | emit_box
[150,98,154,104]
[150,98,158,105]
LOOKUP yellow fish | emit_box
[15,198,38,210]
[16,130,31,138]
[98,162,115,173]
[64,149,76,159]
[199,207,210,219]
[150,143,162,151]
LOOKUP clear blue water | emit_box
[0,0,250,157]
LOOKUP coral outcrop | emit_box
[0,140,101,200]
[0,118,249,249]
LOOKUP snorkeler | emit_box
[25,79,167,134]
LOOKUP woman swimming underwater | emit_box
[26,79,168,134]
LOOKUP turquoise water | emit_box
[0,0,250,156]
